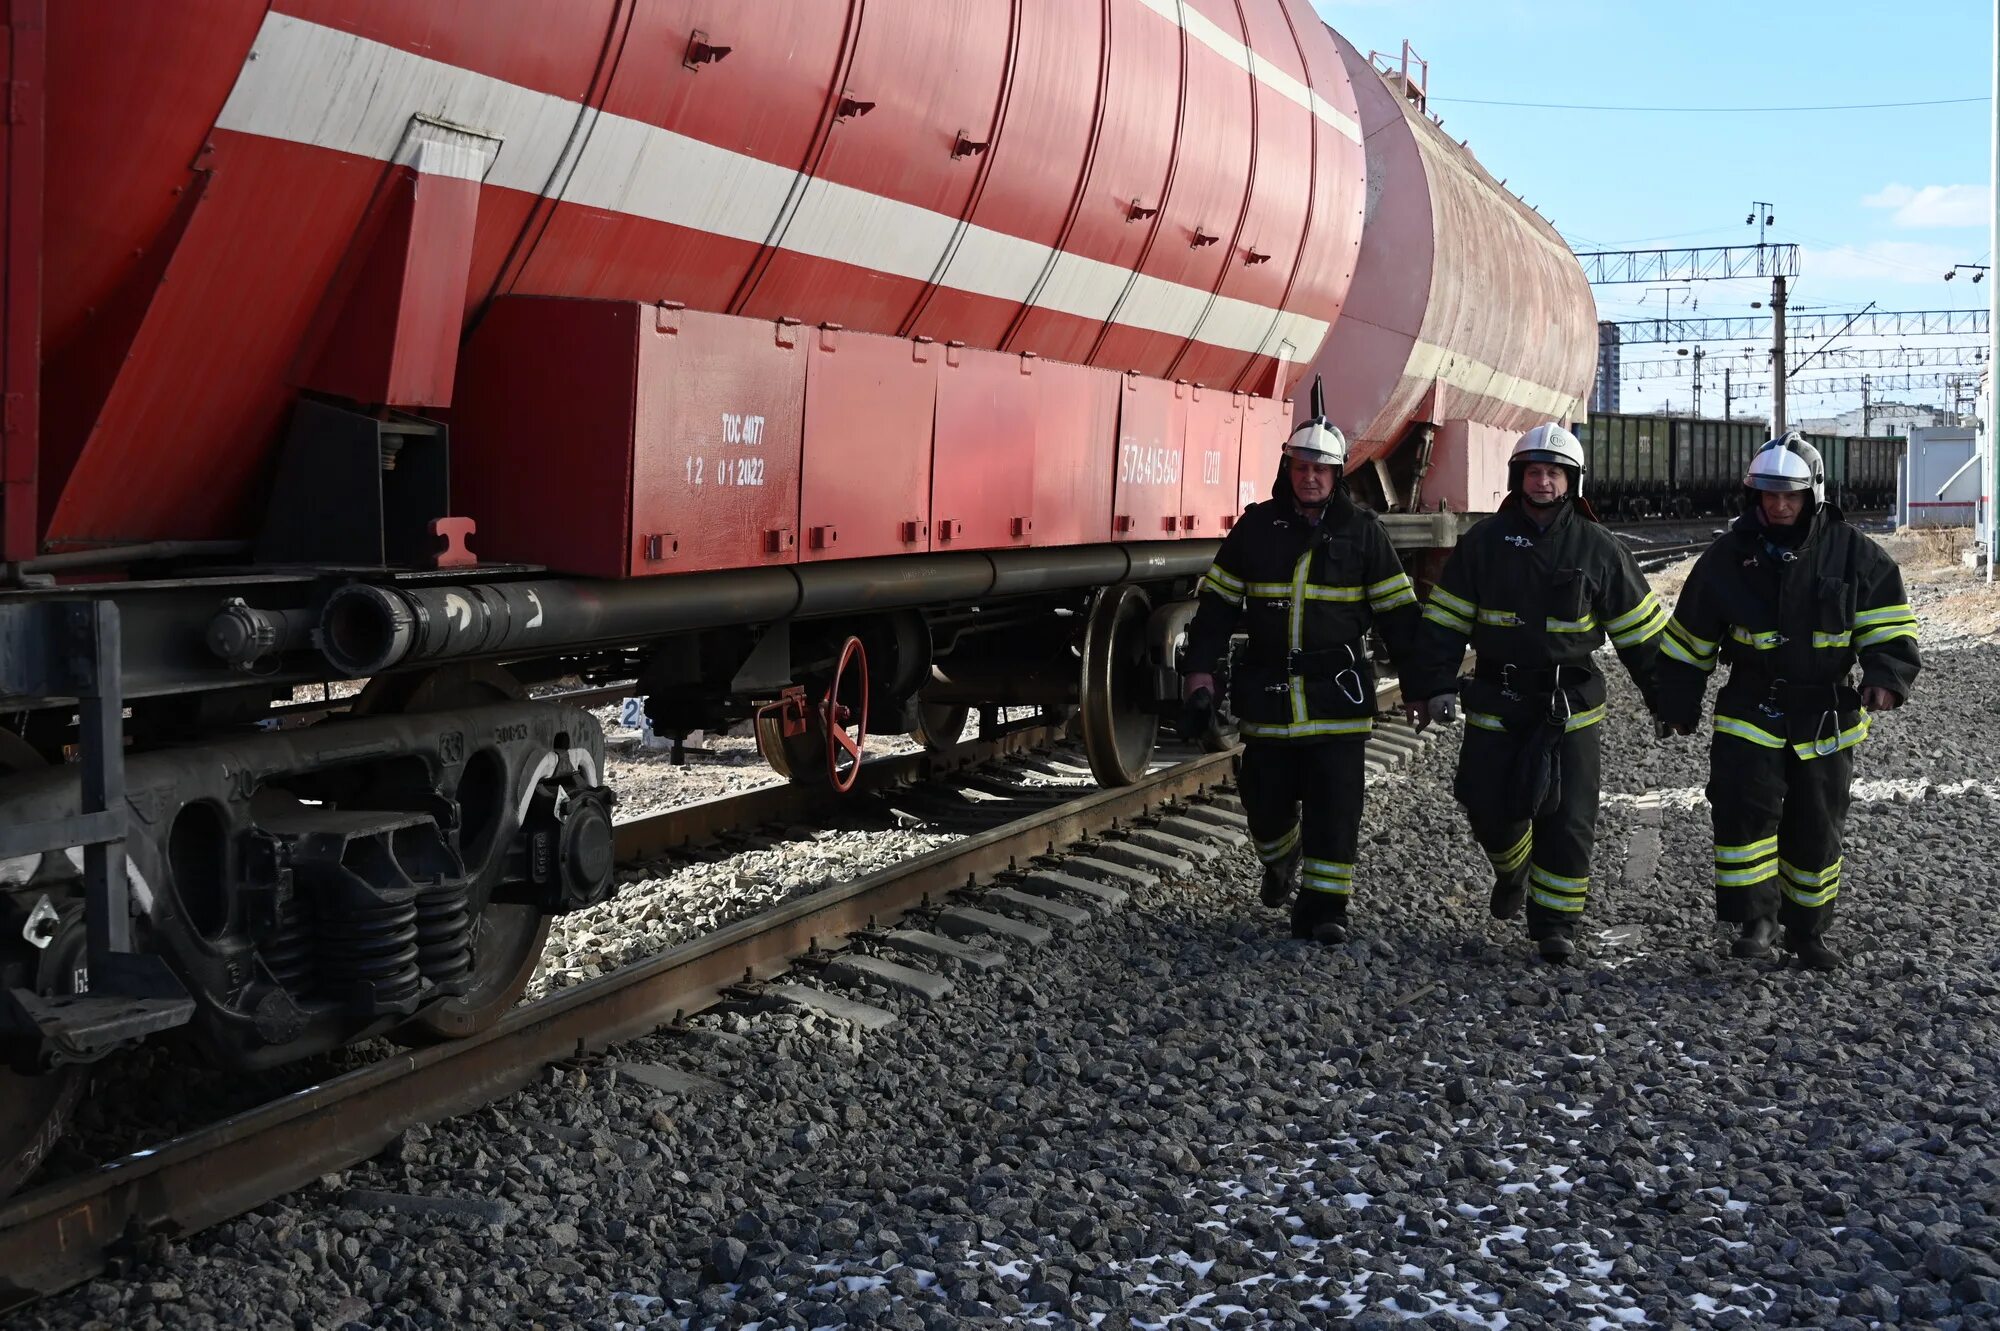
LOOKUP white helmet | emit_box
[1510,423,1585,470]
[1284,374,1348,467]
[1747,433,1822,501]
[1508,423,1586,497]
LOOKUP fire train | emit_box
[0,0,1594,1195]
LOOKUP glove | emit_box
[1404,693,1456,733]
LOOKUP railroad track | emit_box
[0,719,1242,1310]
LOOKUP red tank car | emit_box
[1300,34,1596,521]
[14,0,1543,1200]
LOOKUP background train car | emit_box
[1578,413,1902,517]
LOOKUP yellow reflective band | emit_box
[1605,594,1662,634]
[1246,582,1296,598]
[1856,623,1919,649]
[1793,715,1870,760]
[1854,602,1915,626]
[1611,606,1669,649]
[1301,880,1354,896]
[1367,573,1414,597]
[1488,829,1532,873]
[1476,608,1526,627]
[1289,552,1311,726]
[1546,615,1599,633]
[1729,626,1785,650]
[1303,858,1354,876]
[1660,634,1716,671]
[1466,711,1508,732]
[1714,715,1785,748]
[1203,564,1246,592]
[1430,587,1476,618]
[1301,585,1365,602]
[1424,604,1473,635]
[1779,857,1843,887]
[1201,573,1246,605]
[1564,705,1606,732]
[1255,826,1301,863]
[1530,864,1589,893]
[1714,837,1778,864]
[1666,618,1718,654]
[1812,630,1852,649]
[1240,718,1377,740]
[1714,862,1780,887]
[1782,880,1839,908]
[1371,586,1419,611]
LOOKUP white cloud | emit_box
[1862,182,1990,228]
[1800,240,1967,283]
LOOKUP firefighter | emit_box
[1655,433,1920,971]
[1404,424,1666,964]
[1180,377,1423,944]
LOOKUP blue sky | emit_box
[1313,0,1992,423]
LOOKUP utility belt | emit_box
[1470,661,1595,727]
[1728,672,1862,755]
[1235,642,1369,708]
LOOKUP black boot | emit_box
[1292,891,1348,945]
[1260,846,1302,909]
[1490,874,1527,921]
[1732,917,1780,960]
[1536,930,1575,965]
[1790,934,1844,972]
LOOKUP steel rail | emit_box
[0,743,1238,1311]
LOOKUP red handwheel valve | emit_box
[824,635,870,792]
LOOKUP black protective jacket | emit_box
[1410,497,1665,728]
[1656,504,1920,757]
[1183,480,1420,741]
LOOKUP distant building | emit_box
[1795,400,1975,437]
[1592,323,1621,413]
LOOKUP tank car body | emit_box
[1297,29,1596,520]
[19,0,1605,1198]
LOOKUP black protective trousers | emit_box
[1236,737,1366,935]
[1454,719,1603,941]
[1706,732,1851,940]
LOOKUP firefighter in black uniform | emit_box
[1180,377,1423,944]
[1655,434,1920,971]
[1405,424,1666,964]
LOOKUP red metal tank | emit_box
[35,0,1367,550]
[1301,31,1595,515]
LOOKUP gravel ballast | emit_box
[14,549,2000,1331]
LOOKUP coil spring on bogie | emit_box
[413,883,473,989]
[316,900,424,1013]
[260,903,316,996]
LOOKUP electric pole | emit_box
[1771,274,1789,435]
[1691,346,1705,417]
[1861,374,1872,436]
[1724,366,1733,420]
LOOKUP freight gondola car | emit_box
[1578,413,1901,517]
[0,1,1594,1196]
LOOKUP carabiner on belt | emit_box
[1335,668,1366,706]
[1812,709,1839,757]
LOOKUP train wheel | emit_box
[0,730,88,1200]
[909,702,971,753]
[361,666,555,1045]
[1079,584,1159,787]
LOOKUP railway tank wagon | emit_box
[1295,29,1596,532]
[0,0,1430,1195]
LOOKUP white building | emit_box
[1796,400,1976,437]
